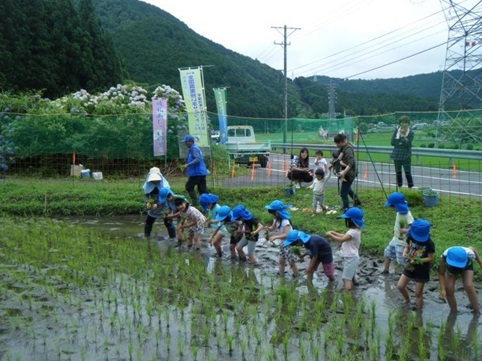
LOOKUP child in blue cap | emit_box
[209,206,242,258]
[283,229,335,287]
[232,205,263,265]
[438,246,482,313]
[264,200,300,278]
[326,207,364,291]
[382,192,414,274]
[199,193,225,231]
[396,219,435,310]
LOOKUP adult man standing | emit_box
[331,133,361,213]
[180,135,208,206]
[390,115,414,188]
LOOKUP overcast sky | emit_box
[142,0,477,80]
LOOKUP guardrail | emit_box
[271,143,482,164]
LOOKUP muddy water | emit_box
[1,215,480,361]
[71,215,482,351]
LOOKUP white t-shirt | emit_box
[392,211,414,245]
[340,228,361,257]
[314,157,328,173]
[442,247,475,260]
[272,218,292,234]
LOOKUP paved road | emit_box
[217,153,482,198]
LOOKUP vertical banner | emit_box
[152,98,167,156]
[179,67,209,147]
[213,87,228,144]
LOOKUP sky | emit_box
[142,0,477,80]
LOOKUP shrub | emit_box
[427,143,435,148]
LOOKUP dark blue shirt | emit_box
[304,235,333,263]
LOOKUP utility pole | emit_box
[272,25,300,151]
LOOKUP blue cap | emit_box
[265,200,291,220]
[283,230,311,246]
[384,192,405,207]
[199,193,219,211]
[341,207,365,229]
[231,205,252,221]
[446,247,467,268]
[215,205,232,221]
[182,135,195,143]
[408,219,430,242]
[265,200,289,211]
[158,187,173,203]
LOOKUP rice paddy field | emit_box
[1,177,482,361]
[1,214,481,361]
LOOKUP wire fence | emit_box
[1,111,482,202]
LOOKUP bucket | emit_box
[92,172,103,180]
[284,186,296,197]
[80,169,91,178]
[422,191,438,207]
[418,186,432,194]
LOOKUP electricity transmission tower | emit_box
[438,0,482,146]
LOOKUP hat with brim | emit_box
[232,205,252,221]
[384,192,405,207]
[265,200,291,211]
[446,247,468,269]
[408,219,430,242]
[199,193,219,211]
[215,205,232,221]
[276,209,291,220]
[174,195,189,206]
[340,207,365,229]
[394,202,409,214]
[283,230,310,246]
[158,188,173,203]
[147,167,162,182]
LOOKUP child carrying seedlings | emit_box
[325,207,364,291]
[174,197,206,251]
[162,188,182,239]
[438,246,482,314]
[264,200,300,278]
[283,229,335,287]
[208,206,242,258]
[382,192,414,274]
[142,167,175,239]
[232,205,263,265]
[307,168,331,216]
[199,193,225,232]
[396,219,435,310]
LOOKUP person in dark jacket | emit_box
[180,135,208,206]
[329,133,361,212]
[391,115,414,188]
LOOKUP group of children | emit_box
[381,191,482,313]
[143,166,481,314]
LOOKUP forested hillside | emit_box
[0,0,464,117]
[0,0,126,98]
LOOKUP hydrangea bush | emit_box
[0,84,189,166]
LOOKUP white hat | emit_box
[147,167,162,182]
